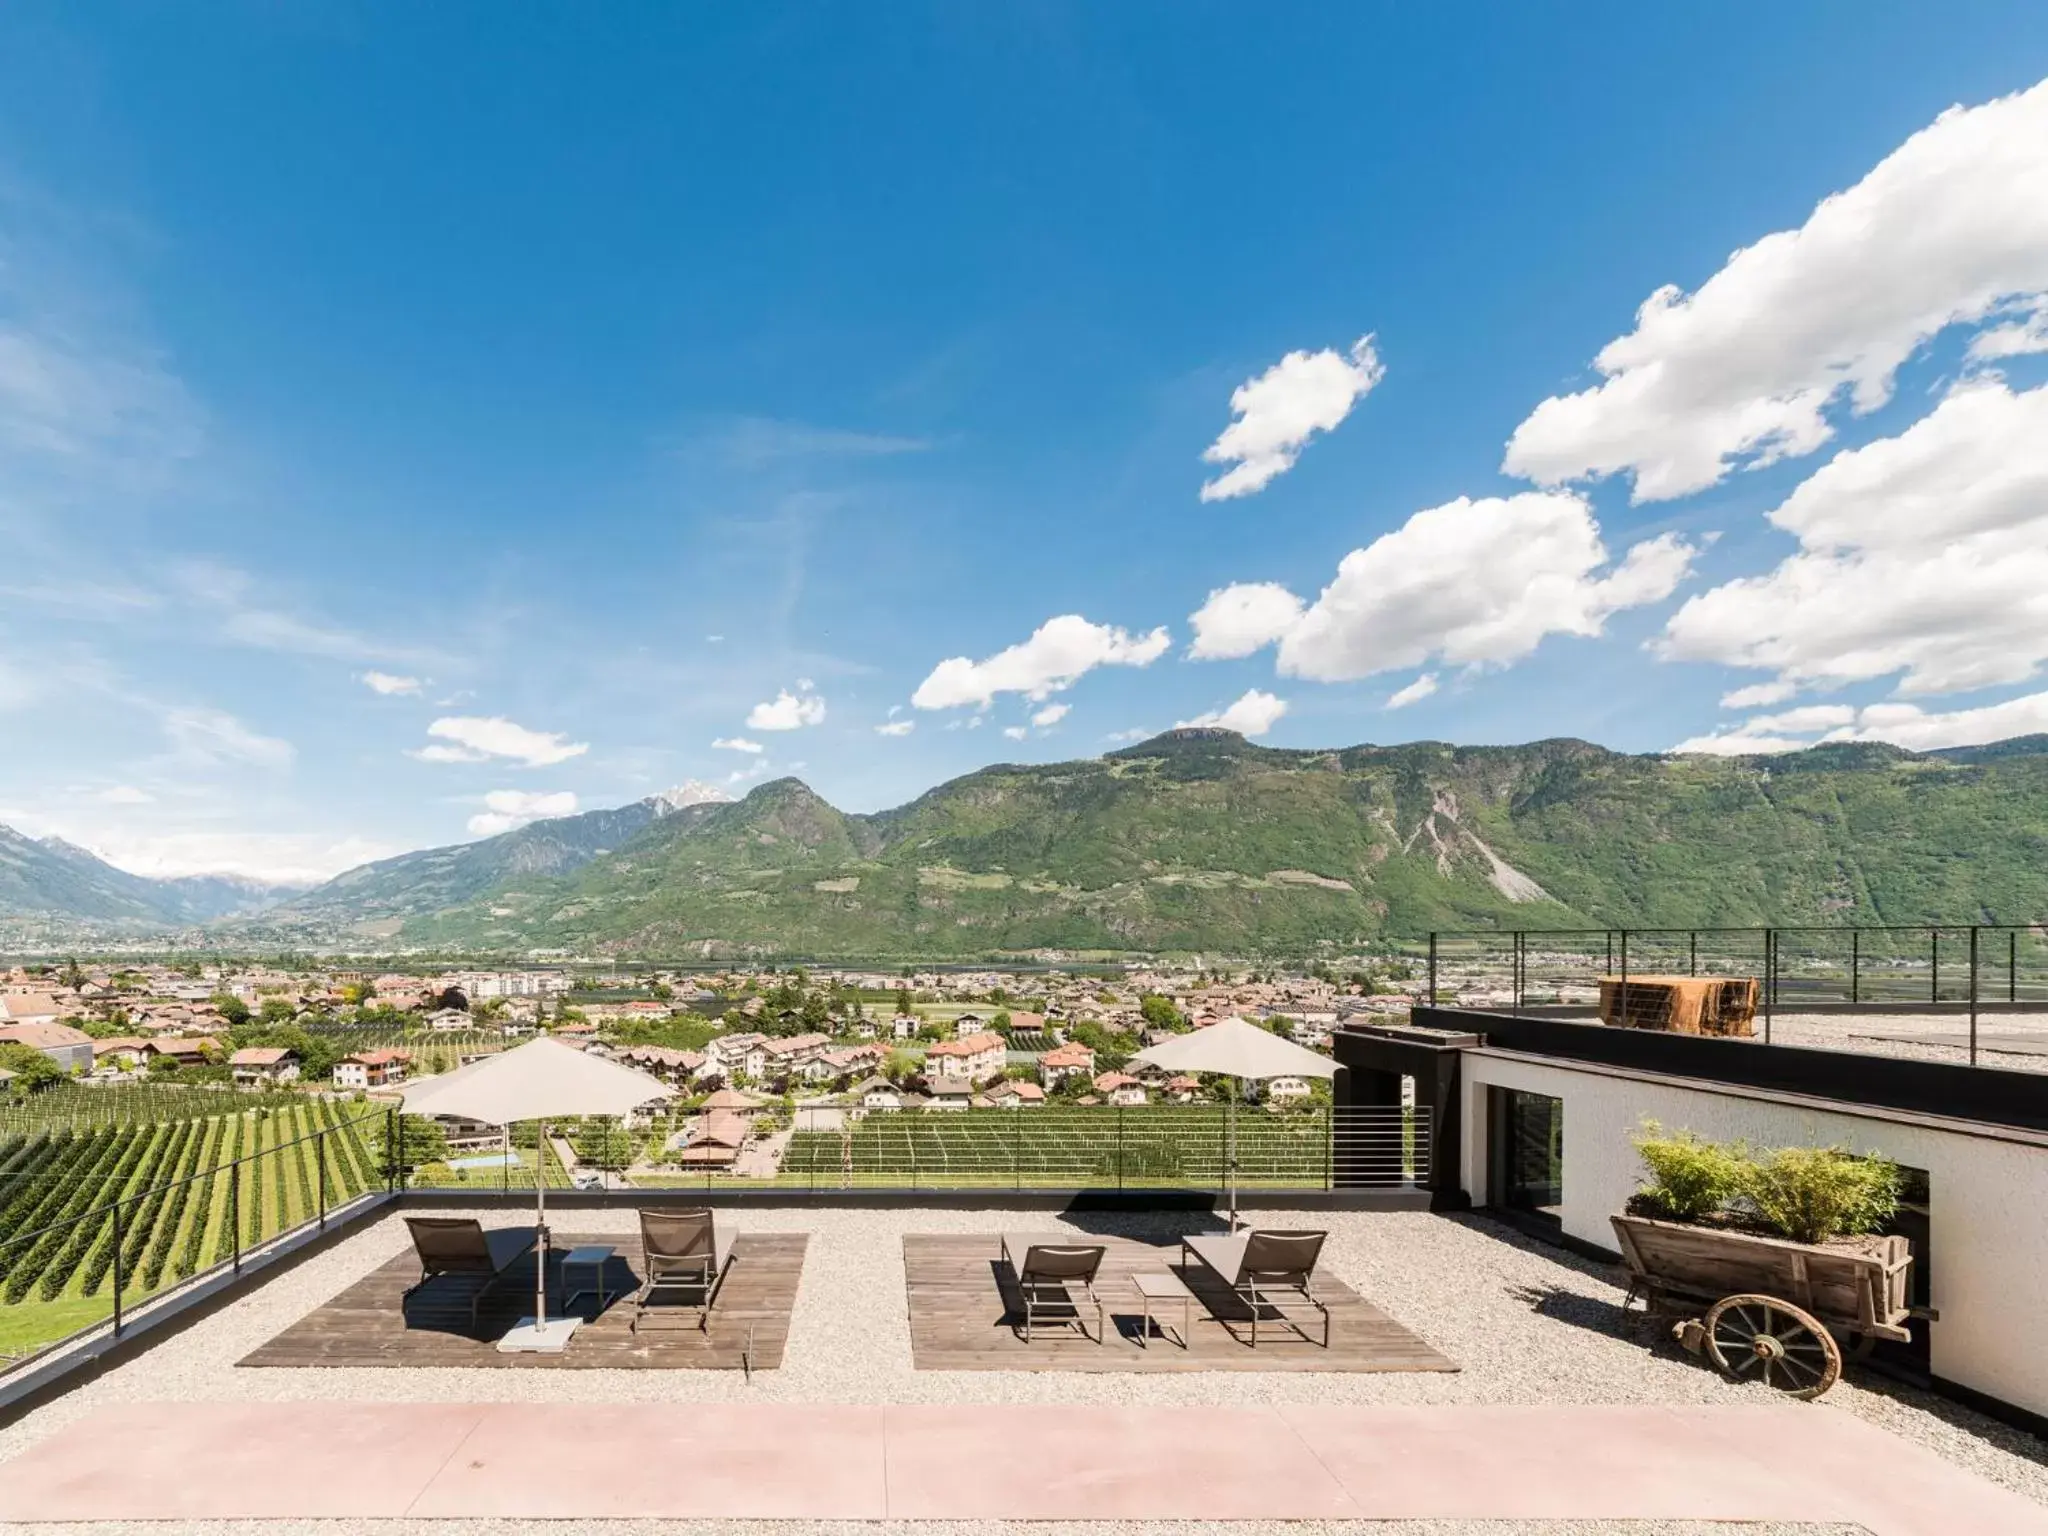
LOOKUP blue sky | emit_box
[2,5,2047,881]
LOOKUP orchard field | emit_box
[0,1098,383,1360]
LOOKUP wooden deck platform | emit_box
[240,1231,805,1371]
[904,1234,1457,1373]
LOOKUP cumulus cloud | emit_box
[1201,336,1384,501]
[1188,582,1307,660]
[1001,725,1029,741]
[1385,674,1438,710]
[1660,379,2048,700]
[468,789,579,837]
[874,719,915,737]
[1195,493,1692,683]
[1505,80,2048,502]
[712,736,765,754]
[1104,727,1150,744]
[745,684,827,731]
[1673,690,2048,756]
[912,615,1170,711]
[1176,689,1289,737]
[1030,702,1070,728]
[162,706,295,770]
[1968,307,2048,361]
[416,716,589,767]
[360,671,423,696]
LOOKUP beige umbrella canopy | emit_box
[1130,1018,1337,1229]
[399,1037,675,1351]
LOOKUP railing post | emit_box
[2011,930,2019,1005]
[111,1197,125,1338]
[1931,928,1940,1005]
[230,1158,242,1275]
[1969,925,1979,1067]
[1851,929,1860,1006]
[1427,933,1438,1007]
[1116,1106,1125,1192]
[1762,929,1774,1045]
[1688,930,1697,978]
[1618,929,1629,1025]
[317,1128,328,1231]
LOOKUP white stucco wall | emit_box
[1459,1048,2048,1421]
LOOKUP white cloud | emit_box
[468,789,579,837]
[705,416,932,466]
[726,758,773,785]
[1201,336,1384,501]
[95,784,154,804]
[417,716,589,767]
[1661,379,2048,699]
[1104,728,1151,744]
[874,720,915,737]
[162,706,295,770]
[912,615,1170,711]
[745,686,826,731]
[712,736,765,754]
[1177,689,1289,737]
[1385,674,1438,710]
[1200,493,1692,683]
[1673,690,2048,756]
[1968,307,2048,361]
[361,671,423,696]
[1720,681,1797,709]
[1001,725,1029,741]
[1504,80,2048,503]
[1030,702,1070,728]
[58,828,398,885]
[1188,581,1307,660]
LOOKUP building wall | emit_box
[1459,1048,2048,1422]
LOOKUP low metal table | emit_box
[561,1245,616,1311]
[1132,1270,1194,1349]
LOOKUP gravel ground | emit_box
[1763,1010,2048,1072]
[2,1205,2042,1535]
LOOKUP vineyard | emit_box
[0,1082,314,1137]
[773,1107,1357,1188]
[0,1099,384,1361]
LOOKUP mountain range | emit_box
[7,731,2047,957]
[0,827,310,929]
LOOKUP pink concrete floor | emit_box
[0,1400,2040,1533]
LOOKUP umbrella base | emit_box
[497,1316,581,1354]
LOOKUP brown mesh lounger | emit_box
[402,1217,538,1328]
[1181,1229,1330,1347]
[1004,1237,1106,1343]
[633,1208,736,1332]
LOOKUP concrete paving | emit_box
[1,1400,2041,1532]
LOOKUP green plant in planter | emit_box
[1630,1121,1751,1221]
[1744,1145,1901,1245]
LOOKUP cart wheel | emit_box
[1702,1294,1842,1399]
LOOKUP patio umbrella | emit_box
[1129,1017,1337,1230]
[399,1036,675,1351]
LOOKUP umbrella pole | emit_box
[534,1117,548,1330]
[1228,1080,1239,1232]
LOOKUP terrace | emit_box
[0,1121,2041,1529]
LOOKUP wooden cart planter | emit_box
[1611,1212,1920,1399]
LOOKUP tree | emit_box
[259,996,296,1026]
[1139,994,1186,1032]
[211,994,251,1027]
[0,1044,62,1095]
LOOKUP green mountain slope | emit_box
[273,729,2048,958]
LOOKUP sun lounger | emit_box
[402,1217,537,1327]
[1002,1234,1106,1343]
[633,1208,735,1332]
[1180,1229,1330,1347]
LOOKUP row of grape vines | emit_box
[0,1100,386,1332]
